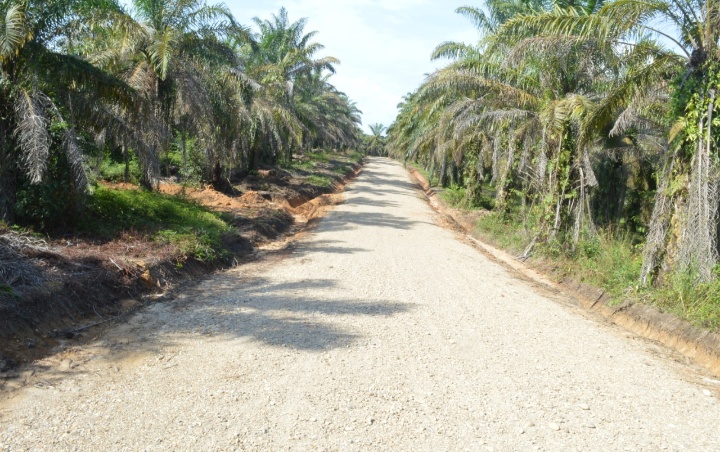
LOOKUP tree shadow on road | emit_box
[346,184,419,199]
[344,167,422,200]
[343,196,399,208]
[318,211,425,231]
[108,277,411,357]
[8,276,412,389]
[289,239,371,256]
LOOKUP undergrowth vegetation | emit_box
[653,269,720,330]
[82,188,232,262]
[306,175,333,188]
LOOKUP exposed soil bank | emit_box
[407,165,720,377]
[0,157,362,371]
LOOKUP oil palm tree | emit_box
[366,123,387,156]
[0,0,135,221]
[107,0,246,188]
[392,2,610,246]
[495,0,720,280]
[240,7,352,169]
[294,71,362,150]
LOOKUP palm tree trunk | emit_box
[139,147,155,190]
[496,133,516,209]
[253,144,261,171]
[491,137,500,184]
[0,140,16,223]
[439,157,449,188]
[0,108,18,222]
[675,89,720,281]
[123,145,130,183]
[181,130,187,179]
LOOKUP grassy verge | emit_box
[306,175,333,188]
[474,211,531,255]
[439,185,468,207]
[344,150,364,165]
[82,187,232,262]
[474,208,643,298]
[651,269,720,329]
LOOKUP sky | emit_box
[226,1,480,132]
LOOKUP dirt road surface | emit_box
[2,158,720,451]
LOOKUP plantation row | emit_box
[388,1,720,325]
[0,0,364,229]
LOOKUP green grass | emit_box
[568,235,643,299]
[282,149,361,175]
[306,175,332,188]
[99,158,140,183]
[475,208,643,300]
[439,185,467,207]
[652,267,720,329]
[285,160,317,171]
[475,211,530,255]
[345,150,363,164]
[306,150,330,162]
[332,164,352,176]
[0,283,17,299]
[82,187,232,262]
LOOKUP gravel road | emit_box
[2,157,720,451]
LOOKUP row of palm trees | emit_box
[388,0,720,284]
[0,0,362,223]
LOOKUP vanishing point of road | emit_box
[1,157,719,450]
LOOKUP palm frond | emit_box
[0,2,28,62]
[14,88,51,184]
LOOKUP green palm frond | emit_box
[0,2,29,61]
[431,41,477,60]
[148,25,177,80]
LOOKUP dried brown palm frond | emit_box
[13,88,51,184]
[0,238,45,290]
[62,125,90,192]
